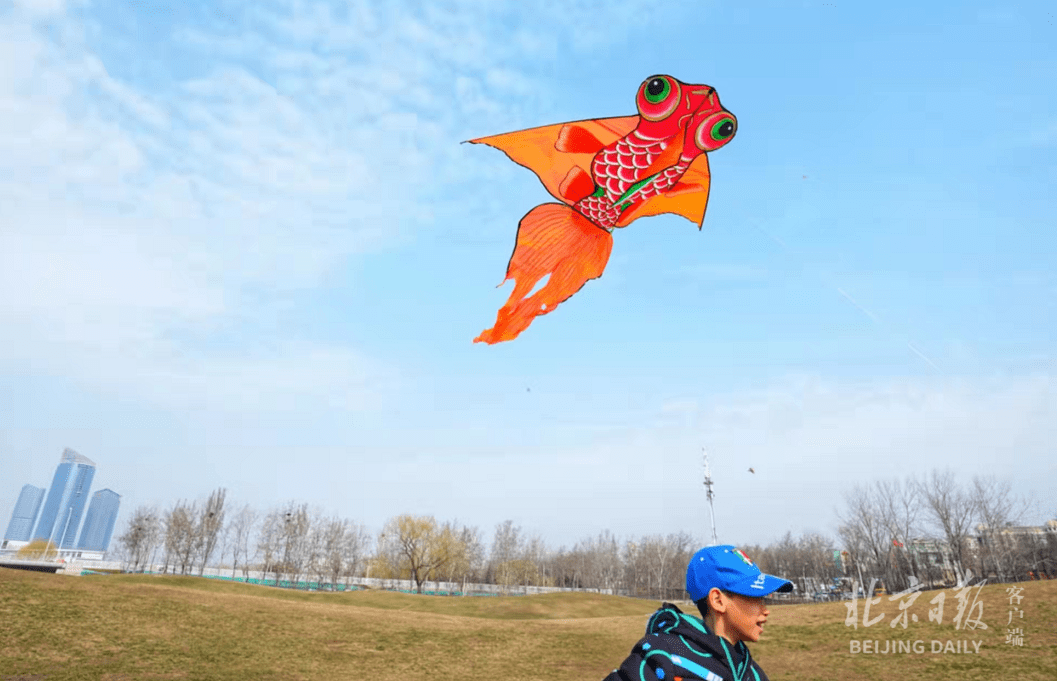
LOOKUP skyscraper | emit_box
[33,448,97,549]
[4,485,45,542]
[77,489,122,553]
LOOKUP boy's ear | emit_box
[707,588,728,614]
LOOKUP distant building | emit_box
[3,485,45,542]
[77,489,121,553]
[32,449,97,549]
[907,537,959,586]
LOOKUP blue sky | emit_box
[1,0,1055,553]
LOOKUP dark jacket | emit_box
[602,602,770,681]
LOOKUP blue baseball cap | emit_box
[686,545,793,601]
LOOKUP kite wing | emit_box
[616,154,712,229]
[469,115,712,229]
[467,115,639,206]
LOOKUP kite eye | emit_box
[637,75,681,121]
[644,77,670,104]
[712,118,735,141]
[695,113,737,150]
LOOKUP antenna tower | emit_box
[702,447,718,546]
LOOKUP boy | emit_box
[602,544,793,681]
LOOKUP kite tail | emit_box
[474,203,613,344]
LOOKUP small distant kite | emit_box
[467,74,738,344]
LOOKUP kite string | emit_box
[744,221,941,372]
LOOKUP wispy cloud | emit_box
[0,9,419,411]
[1,0,673,412]
[9,0,82,18]
[687,371,1057,483]
[314,369,1056,546]
[581,370,1057,543]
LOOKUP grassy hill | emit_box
[2,568,1054,680]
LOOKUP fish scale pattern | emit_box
[575,130,693,230]
[595,132,668,196]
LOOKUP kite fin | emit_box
[555,123,607,154]
[475,203,613,344]
[558,166,596,203]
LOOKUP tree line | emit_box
[831,469,1052,594]
[115,469,1055,599]
[116,492,700,599]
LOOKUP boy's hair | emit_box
[694,597,711,620]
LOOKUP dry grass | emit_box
[1,568,1054,680]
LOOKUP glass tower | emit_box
[4,485,46,542]
[77,489,122,553]
[33,448,97,549]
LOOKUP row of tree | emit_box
[115,469,1055,598]
[834,470,1051,594]
[116,493,700,598]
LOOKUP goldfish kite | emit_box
[469,74,738,344]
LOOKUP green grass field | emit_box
[2,568,1055,680]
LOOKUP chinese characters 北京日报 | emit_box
[844,574,988,631]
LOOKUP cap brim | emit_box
[727,573,793,597]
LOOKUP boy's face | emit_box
[723,591,770,644]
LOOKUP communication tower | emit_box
[702,447,718,546]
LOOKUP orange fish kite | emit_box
[469,74,738,344]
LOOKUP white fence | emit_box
[126,564,614,596]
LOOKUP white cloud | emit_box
[9,0,79,18]
[0,11,411,411]
[0,0,777,417]
[499,370,1057,545]
[326,369,1055,548]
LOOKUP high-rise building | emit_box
[77,489,122,553]
[4,485,46,542]
[33,448,97,549]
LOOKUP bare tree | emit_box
[257,509,284,584]
[665,532,696,600]
[278,502,311,587]
[621,539,643,597]
[880,478,923,589]
[490,519,523,592]
[303,509,329,588]
[547,546,586,590]
[197,487,227,576]
[637,532,694,601]
[796,533,841,596]
[340,521,371,588]
[315,514,355,588]
[917,469,975,583]
[442,523,485,593]
[971,475,1028,581]
[838,482,903,592]
[228,504,258,580]
[523,533,550,587]
[464,525,487,584]
[577,530,622,594]
[163,500,199,575]
[118,505,162,573]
